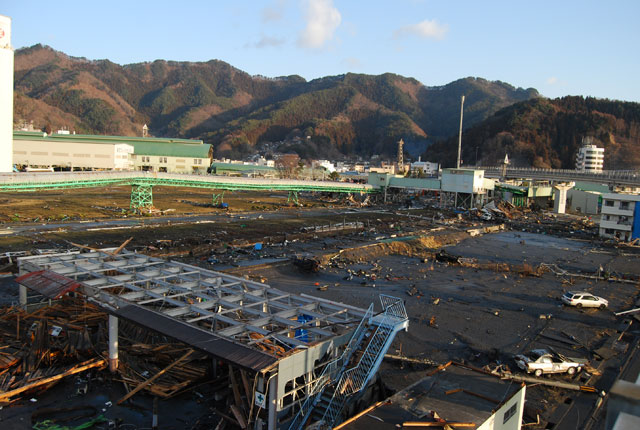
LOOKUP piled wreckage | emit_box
[0,298,211,407]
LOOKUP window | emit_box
[620,201,630,210]
[605,228,614,234]
[159,157,167,163]
[503,403,517,424]
[194,159,202,165]
[605,200,614,207]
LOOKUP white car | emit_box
[515,349,587,377]
[561,291,608,309]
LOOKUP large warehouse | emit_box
[13,131,212,173]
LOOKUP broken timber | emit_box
[117,349,194,404]
[0,358,106,403]
[497,372,598,393]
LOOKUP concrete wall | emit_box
[567,189,601,214]
[131,154,209,174]
[13,140,133,170]
[478,385,526,430]
[442,169,485,194]
[607,380,640,429]
[388,176,441,190]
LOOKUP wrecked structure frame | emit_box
[17,249,405,429]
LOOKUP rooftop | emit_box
[340,363,523,430]
[14,131,212,159]
[14,130,204,145]
[17,249,369,372]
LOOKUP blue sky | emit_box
[4,0,640,101]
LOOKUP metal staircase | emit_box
[289,295,408,430]
[287,303,374,430]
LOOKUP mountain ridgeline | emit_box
[424,96,640,170]
[14,44,538,159]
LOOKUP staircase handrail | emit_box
[321,296,407,425]
[288,303,374,430]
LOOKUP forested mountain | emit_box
[424,96,640,169]
[14,44,538,159]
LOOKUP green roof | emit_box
[14,131,204,145]
[14,130,211,159]
[131,141,211,158]
[211,162,275,172]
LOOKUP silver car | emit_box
[561,291,608,309]
[515,349,587,377]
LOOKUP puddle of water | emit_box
[490,231,587,252]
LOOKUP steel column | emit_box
[108,315,119,372]
[130,184,153,209]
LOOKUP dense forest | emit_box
[13,44,537,159]
[424,97,640,169]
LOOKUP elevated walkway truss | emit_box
[0,171,378,209]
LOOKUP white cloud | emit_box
[297,0,342,49]
[262,0,286,23]
[343,57,362,68]
[547,76,558,85]
[252,35,286,49]
[394,19,448,40]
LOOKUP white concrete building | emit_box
[13,131,211,173]
[567,188,601,215]
[315,159,336,172]
[13,132,134,170]
[440,168,494,208]
[576,141,604,173]
[599,193,640,241]
[410,157,439,176]
[0,15,13,173]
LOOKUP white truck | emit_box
[514,349,587,377]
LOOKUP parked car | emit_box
[561,291,608,309]
[514,349,587,377]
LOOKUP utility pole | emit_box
[397,138,404,174]
[456,95,465,168]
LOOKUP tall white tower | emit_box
[0,15,13,173]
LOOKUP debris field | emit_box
[0,195,638,430]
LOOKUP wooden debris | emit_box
[402,422,476,428]
[117,349,194,404]
[0,357,106,404]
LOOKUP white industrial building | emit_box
[566,188,602,215]
[12,131,212,173]
[129,140,211,174]
[410,157,439,176]
[13,131,133,170]
[599,193,640,241]
[440,168,494,208]
[576,140,604,173]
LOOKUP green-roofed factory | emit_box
[13,131,212,174]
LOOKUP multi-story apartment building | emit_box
[599,193,640,241]
[576,141,604,173]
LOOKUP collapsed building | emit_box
[15,249,409,430]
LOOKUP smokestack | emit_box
[0,15,13,173]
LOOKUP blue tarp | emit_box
[632,202,640,240]
[295,314,313,343]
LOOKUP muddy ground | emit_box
[0,188,637,429]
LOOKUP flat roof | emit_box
[340,363,522,430]
[14,130,204,145]
[442,168,484,175]
[14,131,211,159]
[602,193,640,201]
[211,162,275,172]
[17,250,368,372]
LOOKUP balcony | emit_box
[601,205,635,216]
[599,219,632,231]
